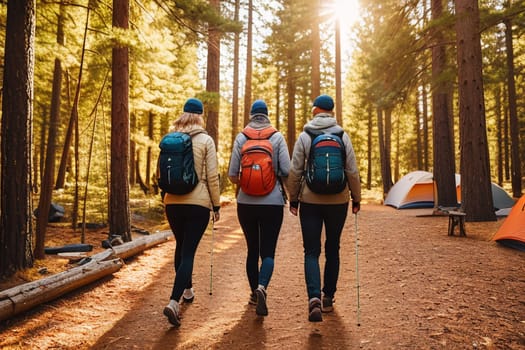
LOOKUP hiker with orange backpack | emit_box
[287,94,361,322]
[228,99,290,317]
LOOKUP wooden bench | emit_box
[447,211,467,237]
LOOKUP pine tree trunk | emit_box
[286,74,296,154]
[377,108,392,197]
[310,0,320,100]
[422,85,429,171]
[243,0,253,126]
[206,0,220,147]
[495,85,503,186]
[366,105,373,190]
[231,0,240,146]
[384,108,393,193]
[335,17,342,126]
[431,0,457,208]
[504,19,522,198]
[415,99,423,170]
[455,0,496,221]
[146,111,154,187]
[0,0,36,278]
[110,0,132,241]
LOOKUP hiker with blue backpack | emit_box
[287,94,361,322]
[228,99,290,317]
[157,97,221,327]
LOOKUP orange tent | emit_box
[492,194,525,251]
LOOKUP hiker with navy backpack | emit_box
[287,94,361,322]
[227,99,290,317]
[157,97,221,327]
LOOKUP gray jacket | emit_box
[228,116,290,205]
[287,113,361,205]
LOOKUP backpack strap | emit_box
[305,128,344,139]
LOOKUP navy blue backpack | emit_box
[305,130,347,194]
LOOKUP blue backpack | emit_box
[158,132,199,195]
[305,130,347,194]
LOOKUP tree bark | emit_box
[146,111,154,187]
[243,0,253,126]
[455,0,496,221]
[231,0,240,146]
[431,0,457,208]
[0,0,36,278]
[384,107,393,193]
[422,85,429,171]
[206,0,220,147]
[335,16,342,126]
[377,107,393,197]
[110,0,132,241]
[286,70,296,154]
[504,19,522,198]
[366,105,373,190]
[495,84,503,186]
[310,0,320,100]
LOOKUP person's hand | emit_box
[213,210,220,222]
[352,201,360,214]
[289,207,298,216]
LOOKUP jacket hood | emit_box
[247,115,271,129]
[304,113,338,131]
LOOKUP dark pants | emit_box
[299,202,348,300]
[165,204,210,301]
[237,204,284,292]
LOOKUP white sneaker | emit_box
[163,301,181,327]
[182,288,194,303]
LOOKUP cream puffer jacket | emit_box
[161,127,221,211]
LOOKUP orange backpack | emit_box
[239,126,278,196]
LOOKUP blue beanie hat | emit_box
[250,100,268,116]
[183,98,204,114]
[313,94,334,111]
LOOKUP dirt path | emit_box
[1,203,525,349]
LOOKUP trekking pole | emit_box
[355,212,361,326]
[209,215,215,295]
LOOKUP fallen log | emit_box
[44,243,93,254]
[0,230,173,323]
[0,258,122,322]
[110,230,172,260]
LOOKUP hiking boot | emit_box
[322,295,334,313]
[255,286,268,316]
[182,288,194,303]
[308,298,323,322]
[249,292,257,305]
[163,302,181,327]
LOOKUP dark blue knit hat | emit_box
[250,100,268,116]
[313,94,334,111]
[183,98,204,114]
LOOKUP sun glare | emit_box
[334,0,361,27]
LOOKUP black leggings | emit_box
[237,204,284,292]
[165,204,210,301]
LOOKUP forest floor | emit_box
[1,195,525,349]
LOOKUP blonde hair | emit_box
[170,112,205,133]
